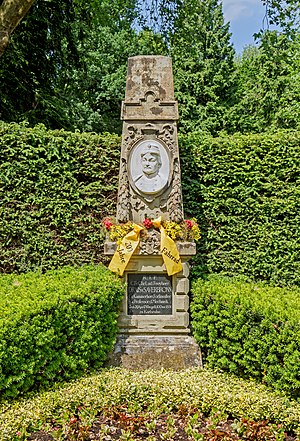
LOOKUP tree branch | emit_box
[0,0,36,56]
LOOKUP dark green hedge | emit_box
[180,130,300,286]
[190,275,300,399]
[0,264,124,399]
[0,121,120,273]
[1,121,299,286]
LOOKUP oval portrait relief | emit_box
[129,140,170,195]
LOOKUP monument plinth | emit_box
[105,56,202,369]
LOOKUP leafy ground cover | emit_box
[1,368,299,440]
[27,408,297,441]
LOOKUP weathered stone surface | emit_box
[104,56,201,369]
[116,56,183,225]
[107,335,203,370]
[125,56,176,102]
[104,241,196,256]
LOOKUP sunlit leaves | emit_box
[191,275,300,398]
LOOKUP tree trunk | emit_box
[0,0,36,56]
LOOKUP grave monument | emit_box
[105,56,202,369]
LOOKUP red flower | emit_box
[185,219,193,229]
[143,218,153,229]
[103,218,113,231]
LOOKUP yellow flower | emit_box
[109,222,134,244]
[191,224,201,241]
[163,221,184,240]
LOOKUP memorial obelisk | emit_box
[105,56,202,369]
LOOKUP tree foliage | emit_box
[228,31,300,133]
[0,0,82,127]
[170,0,235,135]
[262,0,300,37]
[0,0,299,136]
[58,26,167,133]
[0,0,168,133]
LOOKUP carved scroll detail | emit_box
[167,159,184,222]
[158,124,176,153]
[124,125,143,152]
[116,159,131,223]
[139,229,160,255]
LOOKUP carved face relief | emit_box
[129,140,170,195]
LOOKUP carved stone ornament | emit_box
[115,55,184,226]
[116,158,130,223]
[139,229,161,255]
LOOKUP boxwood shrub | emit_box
[0,264,124,399]
[191,275,300,399]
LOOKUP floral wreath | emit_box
[103,216,200,245]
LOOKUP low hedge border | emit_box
[191,275,300,399]
[0,368,299,440]
[0,265,124,399]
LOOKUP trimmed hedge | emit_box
[190,275,300,399]
[180,130,300,286]
[1,368,300,439]
[0,121,120,273]
[1,121,299,286]
[0,264,124,399]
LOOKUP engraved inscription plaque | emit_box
[128,274,172,315]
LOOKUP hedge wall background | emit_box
[0,122,120,273]
[1,121,299,286]
[180,130,300,286]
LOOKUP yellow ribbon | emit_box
[108,224,144,276]
[152,216,183,276]
[109,218,182,277]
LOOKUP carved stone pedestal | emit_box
[105,243,202,369]
[107,335,202,370]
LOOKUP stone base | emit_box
[106,335,202,370]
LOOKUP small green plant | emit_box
[119,429,135,441]
[98,423,111,440]
[185,413,204,440]
[161,415,177,440]
[232,418,286,441]
[145,419,157,433]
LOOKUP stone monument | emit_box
[105,56,202,369]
